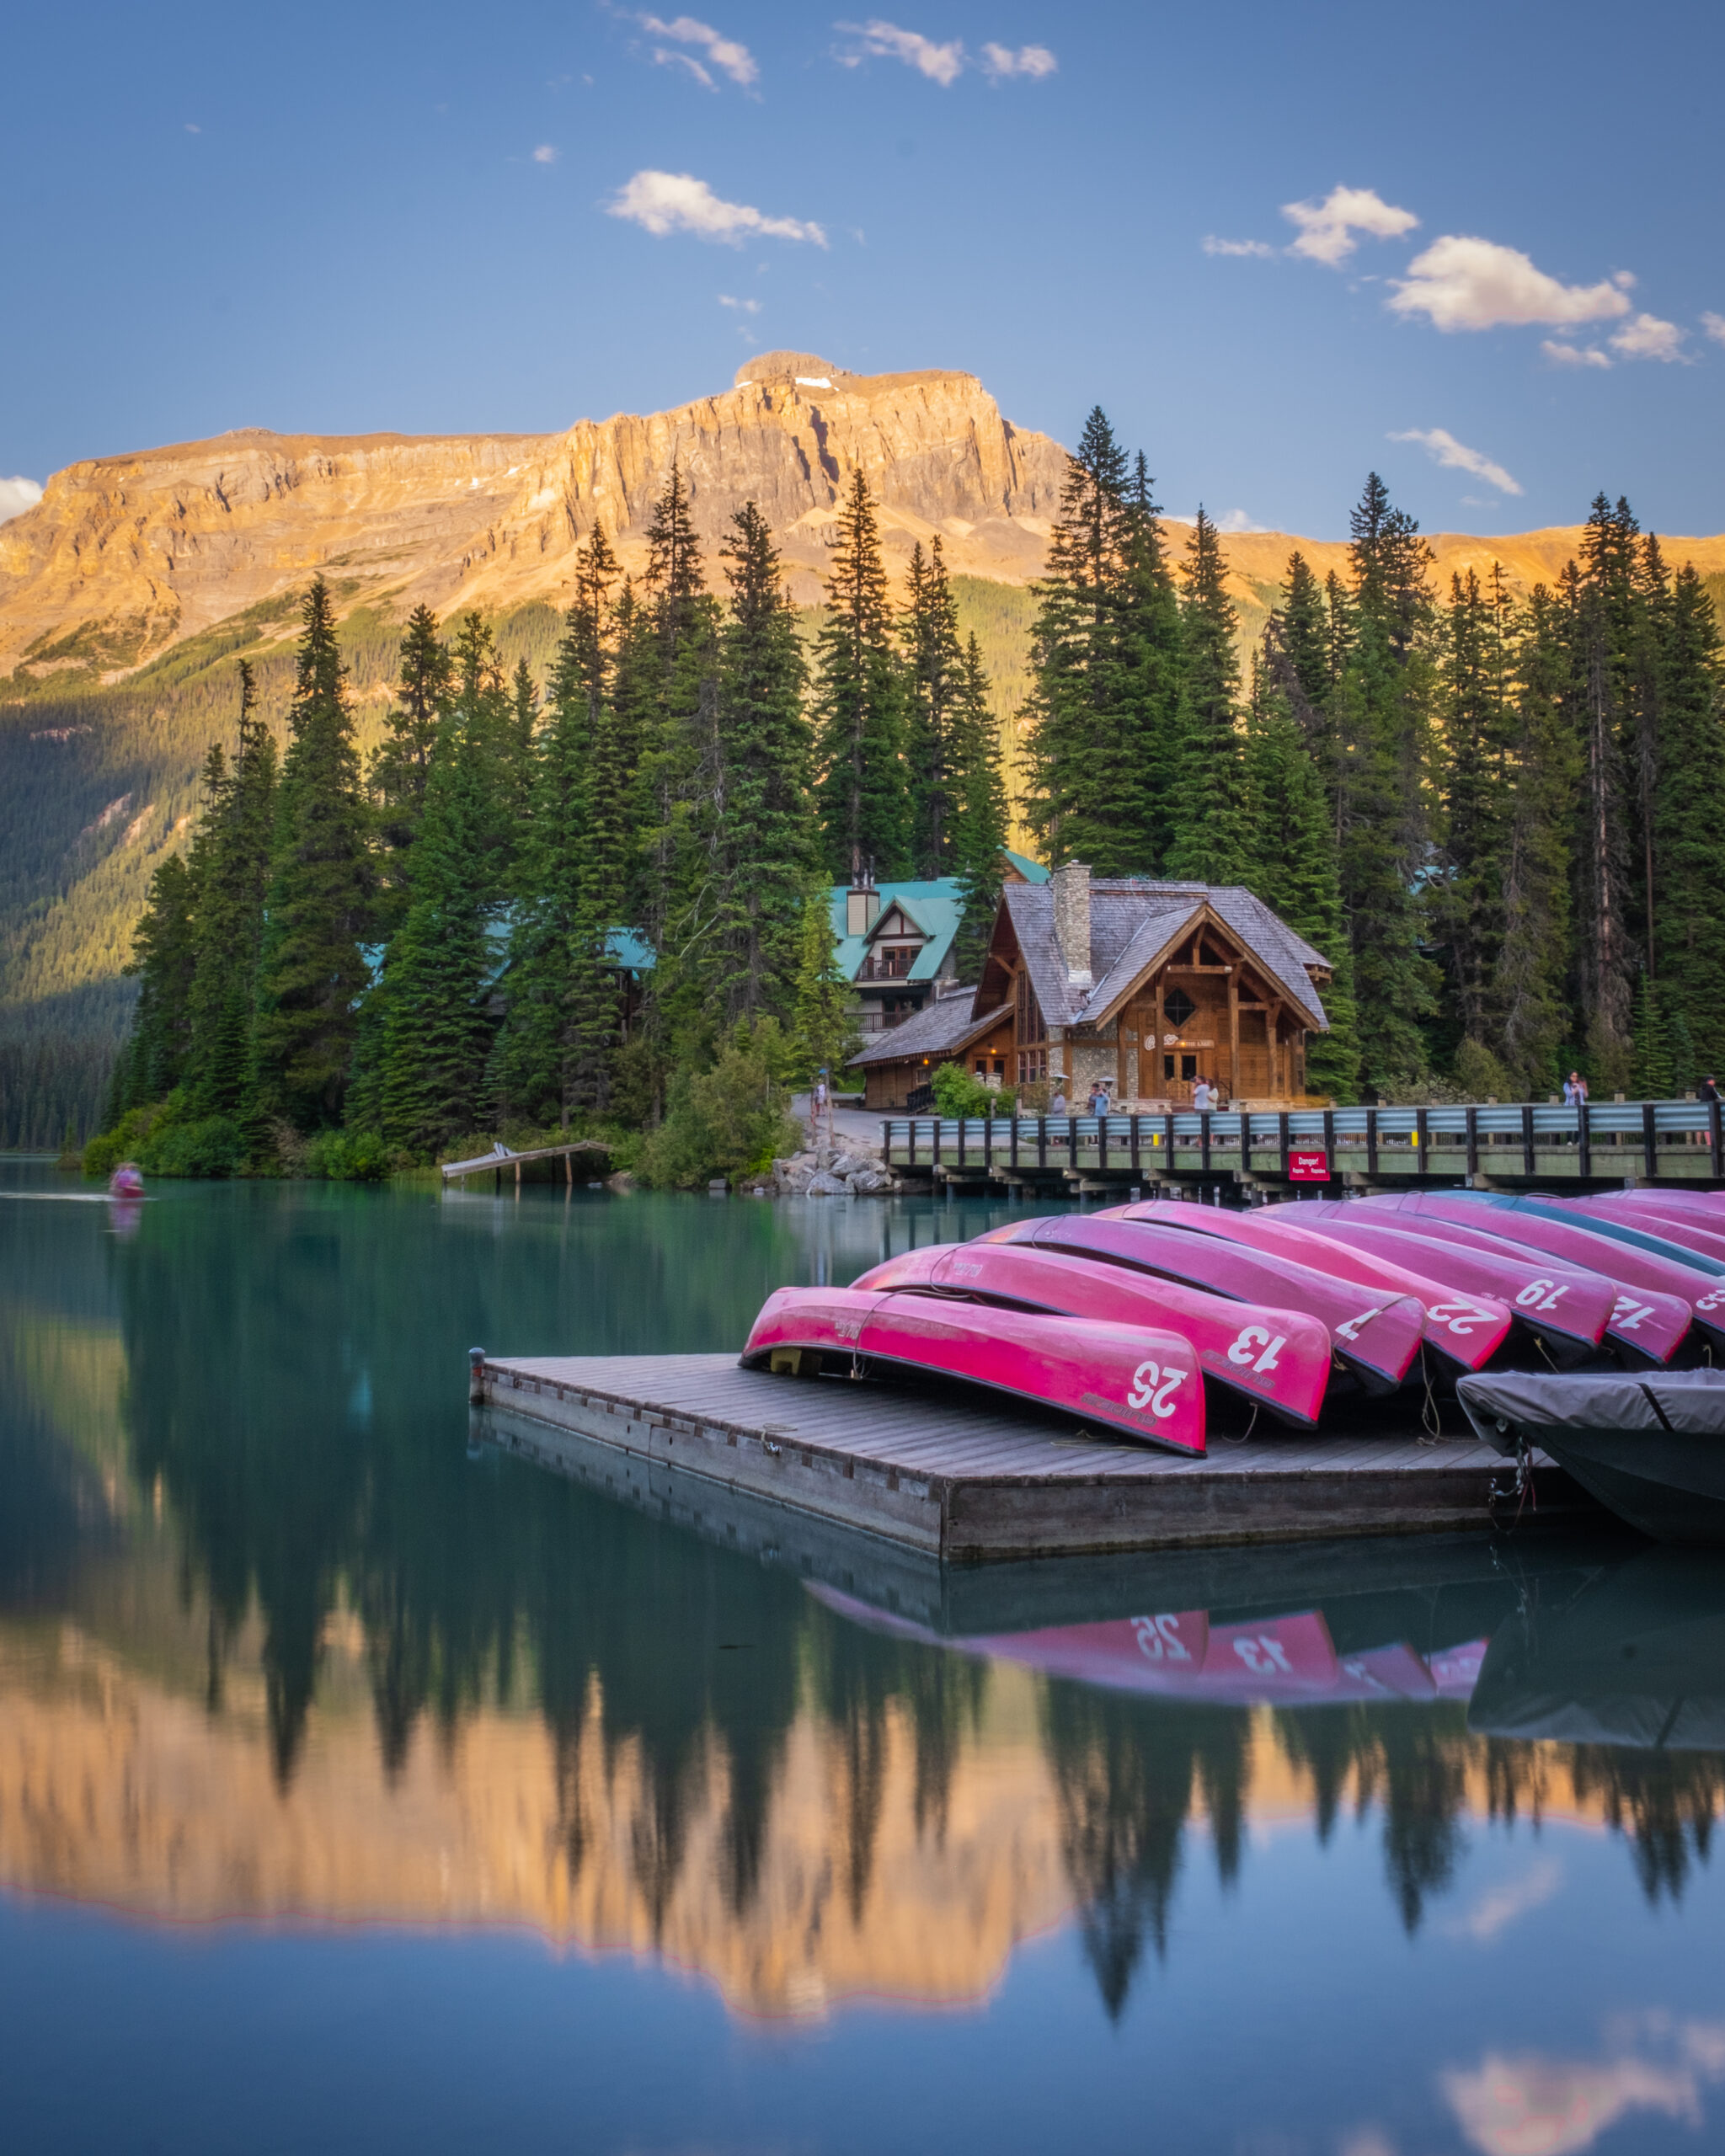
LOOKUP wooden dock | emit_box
[442,1139,611,1187]
[473,1351,1585,1564]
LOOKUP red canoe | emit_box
[742,1285,1206,1454]
[1259,1200,1614,1364]
[1342,1198,1690,1367]
[1103,1200,1514,1374]
[1360,1192,1723,1358]
[980,1212,1424,1397]
[852,1237,1332,1428]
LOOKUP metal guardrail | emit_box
[880,1100,1725,1183]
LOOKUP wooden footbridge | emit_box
[882,1099,1723,1196]
[441,1139,611,1189]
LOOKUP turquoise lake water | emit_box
[4,1156,1725,2155]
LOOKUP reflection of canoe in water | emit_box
[980,1212,1425,1398]
[741,1285,1206,1454]
[1458,1368,1725,1543]
[1468,1548,1725,1748]
[850,1237,1332,1428]
[1105,1200,1515,1376]
[809,1583,1487,1709]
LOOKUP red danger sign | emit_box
[1288,1150,1330,1182]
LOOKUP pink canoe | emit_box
[1365,1192,1725,1359]
[1104,1200,1515,1374]
[742,1284,1206,1454]
[1344,1198,1690,1367]
[980,1212,1424,1397]
[1260,1199,1615,1364]
[852,1237,1332,1428]
[1563,1193,1725,1263]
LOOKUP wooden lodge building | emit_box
[851,862,1334,1111]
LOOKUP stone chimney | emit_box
[1050,861,1093,987]
[845,851,879,937]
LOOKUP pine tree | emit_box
[116,851,201,1111]
[1281,552,1333,707]
[370,605,451,935]
[1496,586,1578,1096]
[1165,508,1251,883]
[1630,969,1674,1099]
[814,468,909,879]
[248,579,376,1131]
[712,500,815,1022]
[1435,567,1516,1057]
[791,883,860,1086]
[948,633,1011,981]
[1021,414,1183,873]
[902,536,965,876]
[1571,495,1641,1084]
[1651,564,1725,1072]
[186,659,278,1114]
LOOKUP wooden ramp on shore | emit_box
[473,1351,1583,1563]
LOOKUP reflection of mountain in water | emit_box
[4,1178,1725,2020]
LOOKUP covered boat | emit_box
[1258,1199,1614,1364]
[852,1237,1332,1428]
[1456,1368,1725,1543]
[980,1213,1424,1397]
[1366,1191,1725,1358]
[742,1285,1205,1454]
[1105,1200,1514,1375]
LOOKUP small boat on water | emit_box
[980,1212,1424,1397]
[1104,1199,1514,1376]
[1258,1199,1615,1365]
[852,1237,1332,1428]
[742,1284,1206,1454]
[1367,1192,1725,1358]
[1456,1368,1725,1543]
[108,1164,145,1199]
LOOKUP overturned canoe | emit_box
[1103,1200,1514,1375]
[852,1236,1332,1428]
[1457,1368,1725,1545]
[980,1212,1424,1398]
[742,1284,1206,1454]
[1258,1200,1614,1364]
[1561,1193,1725,1264]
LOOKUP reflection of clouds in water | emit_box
[1338,2129,1397,2156]
[1441,1855,1562,1944]
[1443,2018,1725,2156]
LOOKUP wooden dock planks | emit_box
[476,1351,1583,1562]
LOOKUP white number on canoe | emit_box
[1612,1296,1656,1331]
[1334,1304,1390,1342]
[1128,1360,1189,1418]
[1131,1614,1194,1663]
[1226,1324,1286,1375]
[1232,1634,1293,1675]
[1514,1278,1570,1311]
[1426,1300,1493,1336]
[1698,1289,1725,1313]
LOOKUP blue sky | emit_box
[4,0,1722,538]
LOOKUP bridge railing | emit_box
[880,1100,1723,1183]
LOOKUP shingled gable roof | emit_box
[850,991,1007,1067]
[1003,880,1332,1034]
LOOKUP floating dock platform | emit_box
[473,1352,1585,1564]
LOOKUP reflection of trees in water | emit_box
[1568,1746,1725,1903]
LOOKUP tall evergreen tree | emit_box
[249,579,376,1131]
[1165,508,1250,883]
[187,659,278,1114]
[1435,567,1516,1056]
[116,851,201,1113]
[814,468,909,879]
[948,632,1012,981]
[1280,552,1333,708]
[1021,414,1183,873]
[370,605,451,934]
[1496,586,1578,1095]
[791,884,860,1086]
[902,536,965,876]
[1570,494,1641,1083]
[1651,564,1725,1073]
[712,499,815,1022]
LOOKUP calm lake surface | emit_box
[5,1156,1725,2156]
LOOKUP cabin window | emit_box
[1013,967,1045,1045]
[1017,1048,1047,1086]
[1163,986,1197,1028]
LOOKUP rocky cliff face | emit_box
[0,351,1071,681]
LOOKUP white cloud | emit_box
[655,48,714,86]
[1216,508,1268,533]
[1282,184,1418,265]
[1703,312,1725,345]
[718,293,761,313]
[980,40,1056,77]
[638,13,758,88]
[1389,235,1632,333]
[531,143,558,163]
[1542,339,1612,370]
[184,122,200,134]
[0,475,43,524]
[1441,1857,1562,1944]
[1389,426,1522,497]
[1609,311,1687,361]
[840,19,965,83]
[1443,2025,1725,2156]
[1204,236,1274,259]
[607,170,826,245]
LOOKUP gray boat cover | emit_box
[1458,1368,1725,1443]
